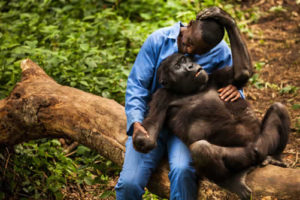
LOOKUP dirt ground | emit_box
[63,0,300,199]
[243,0,300,167]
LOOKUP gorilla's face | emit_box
[158,53,208,94]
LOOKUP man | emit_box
[115,7,246,200]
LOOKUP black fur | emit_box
[133,53,290,200]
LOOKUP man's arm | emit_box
[125,35,157,135]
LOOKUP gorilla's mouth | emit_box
[195,68,202,77]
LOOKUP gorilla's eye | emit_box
[160,80,168,86]
[174,64,181,70]
[180,56,186,63]
[177,56,186,65]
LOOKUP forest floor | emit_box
[243,0,299,168]
[62,0,300,199]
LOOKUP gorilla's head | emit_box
[157,53,208,94]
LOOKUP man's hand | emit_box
[218,84,240,102]
[196,7,236,27]
[133,122,149,138]
[132,122,157,153]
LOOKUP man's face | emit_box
[177,20,209,55]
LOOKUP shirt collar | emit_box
[167,21,184,39]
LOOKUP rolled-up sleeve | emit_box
[125,36,157,135]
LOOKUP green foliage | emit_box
[0,0,134,102]
[249,61,266,88]
[292,104,300,110]
[279,85,299,95]
[249,61,300,94]
[143,190,167,200]
[0,140,119,199]
[0,0,259,199]
[254,61,265,71]
[269,5,287,13]
[249,73,264,89]
[0,0,259,101]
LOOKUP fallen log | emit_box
[0,59,299,199]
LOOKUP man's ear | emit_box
[187,20,195,27]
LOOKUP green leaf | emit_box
[51,139,61,146]
[279,85,299,94]
[54,192,63,200]
[292,104,300,110]
[76,145,91,155]
[84,176,94,185]
[80,44,89,51]
[100,190,113,198]
[79,80,89,87]
[254,61,265,71]
[85,58,97,68]
[269,5,287,13]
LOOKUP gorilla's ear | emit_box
[157,66,169,86]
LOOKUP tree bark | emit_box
[0,59,299,199]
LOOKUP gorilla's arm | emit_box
[226,21,253,87]
[197,7,253,88]
[133,88,173,153]
[209,66,234,89]
[143,89,172,133]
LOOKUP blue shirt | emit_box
[125,22,241,135]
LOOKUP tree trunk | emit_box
[0,59,299,199]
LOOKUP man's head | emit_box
[177,19,224,55]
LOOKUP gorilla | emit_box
[132,8,290,199]
[133,53,290,199]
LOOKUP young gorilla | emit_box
[132,8,290,200]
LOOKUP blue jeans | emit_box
[115,129,198,200]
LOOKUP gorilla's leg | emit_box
[255,102,290,164]
[189,140,256,199]
[189,140,257,177]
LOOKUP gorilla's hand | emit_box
[132,122,157,153]
[196,7,236,28]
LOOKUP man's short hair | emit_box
[198,19,225,49]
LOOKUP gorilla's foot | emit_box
[261,155,288,168]
[219,170,252,200]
